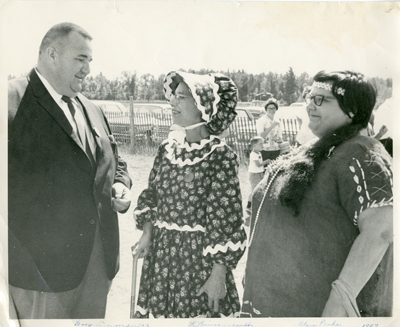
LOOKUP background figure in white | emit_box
[256,98,282,165]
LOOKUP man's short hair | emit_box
[39,22,92,53]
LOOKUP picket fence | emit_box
[104,110,300,162]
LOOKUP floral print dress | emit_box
[134,135,247,318]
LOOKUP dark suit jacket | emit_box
[8,69,132,292]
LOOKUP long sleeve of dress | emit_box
[133,145,164,230]
[203,146,247,270]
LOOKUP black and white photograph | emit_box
[0,1,399,327]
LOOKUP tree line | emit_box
[8,67,392,107]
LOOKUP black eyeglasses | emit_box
[171,93,190,101]
[305,94,325,106]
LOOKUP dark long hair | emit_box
[278,70,377,215]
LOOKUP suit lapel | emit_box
[29,69,85,151]
[29,69,93,162]
[76,96,118,188]
[76,95,104,162]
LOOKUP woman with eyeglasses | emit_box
[241,70,393,317]
[132,71,247,318]
[255,97,283,165]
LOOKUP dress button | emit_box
[90,219,96,225]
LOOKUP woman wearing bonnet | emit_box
[133,71,247,318]
[241,70,393,317]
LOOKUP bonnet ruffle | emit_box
[164,71,238,135]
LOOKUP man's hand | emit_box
[111,182,131,212]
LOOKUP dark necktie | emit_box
[62,95,84,143]
[62,96,96,165]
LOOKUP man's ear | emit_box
[46,46,57,62]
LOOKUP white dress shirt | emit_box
[35,68,96,158]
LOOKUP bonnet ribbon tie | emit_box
[168,122,206,144]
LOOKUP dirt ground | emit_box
[105,149,251,319]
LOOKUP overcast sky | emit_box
[1,1,399,80]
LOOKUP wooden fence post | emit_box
[129,96,136,153]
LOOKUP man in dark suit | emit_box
[8,22,132,319]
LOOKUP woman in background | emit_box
[255,98,282,165]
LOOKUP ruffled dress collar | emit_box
[163,135,225,167]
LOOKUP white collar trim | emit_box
[163,135,225,166]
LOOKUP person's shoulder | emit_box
[334,135,389,161]
[8,76,29,102]
[8,75,29,91]
[329,136,392,185]
[257,114,267,122]
[215,137,231,151]
[8,75,30,120]
[214,139,238,160]
[159,139,170,151]
[249,151,258,158]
